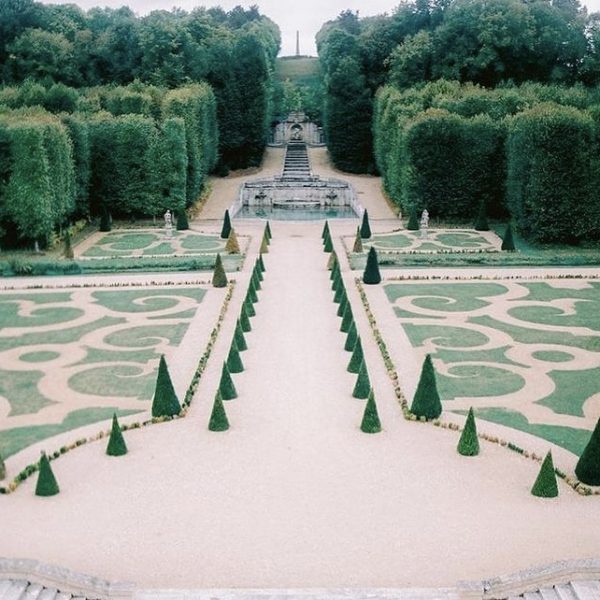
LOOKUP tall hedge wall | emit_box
[374,81,600,241]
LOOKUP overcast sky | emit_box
[40,0,600,56]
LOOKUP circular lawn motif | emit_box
[371,234,412,249]
[20,350,61,363]
[531,350,575,363]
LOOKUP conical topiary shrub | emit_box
[35,452,59,497]
[259,253,265,272]
[353,227,363,253]
[361,389,382,433]
[208,391,230,432]
[345,321,358,352]
[407,206,419,231]
[220,209,232,239]
[324,231,333,252]
[327,250,338,270]
[260,233,269,254]
[575,417,600,485]
[219,361,238,400]
[363,246,382,285]
[64,229,74,259]
[243,292,256,317]
[254,261,263,282]
[457,408,479,456]
[332,267,342,292]
[248,278,258,304]
[322,220,330,241]
[234,319,248,351]
[501,223,516,251]
[330,258,340,280]
[0,452,6,480]
[106,413,127,456]
[152,355,181,417]
[340,302,354,333]
[474,201,489,231]
[99,205,111,232]
[334,280,345,304]
[353,360,371,399]
[360,209,372,239]
[212,254,228,288]
[348,337,364,373]
[240,304,252,332]
[337,290,348,316]
[225,228,241,254]
[410,354,442,419]
[531,451,559,498]
[227,339,244,373]
[176,209,189,231]
[266,221,272,240]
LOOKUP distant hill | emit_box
[276,57,321,88]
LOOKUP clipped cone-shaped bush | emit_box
[324,232,333,253]
[251,268,261,291]
[243,293,256,317]
[330,257,340,280]
[208,390,230,432]
[234,319,248,351]
[353,360,371,399]
[410,354,442,420]
[0,452,6,480]
[361,389,382,433]
[474,201,489,232]
[407,206,419,231]
[35,452,59,497]
[212,254,228,288]
[531,451,559,498]
[575,417,600,485]
[259,253,266,272]
[345,321,358,352]
[254,261,264,282]
[327,250,338,271]
[225,228,241,254]
[348,337,364,373]
[176,209,189,231]
[219,362,238,401]
[322,220,330,241]
[363,246,382,285]
[248,278,258,303]
[501,223,516,251]
[227,339,244,373]
[152,355,181,417]
[340,302,354,333]
[334,281,346,305]
[337,290,348,315]
[360,209,372,239]
[106,413,128,456]
[353,227,364,253]
[266,221,272,240]
[332,266,342,291]
[99,206,111,232]
[64,229,74,259]
[240,304,252,331]
[260,234,269,254]
[220,209,232,239]
[457,408,479,456]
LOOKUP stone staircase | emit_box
[282,141,311,179]
[0,579,92,600]
[509,581,600,599]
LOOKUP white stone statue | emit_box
[420,209,429,239]
[164,209,173,238]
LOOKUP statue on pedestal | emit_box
[420,209,429,239]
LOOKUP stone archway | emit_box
[289,123,304,141]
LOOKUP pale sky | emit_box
[40,0,600,56]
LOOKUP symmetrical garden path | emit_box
[2,220,600,592]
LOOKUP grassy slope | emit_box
[276,57,321,87]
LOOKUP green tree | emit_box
[35,452,59,497]
[348,337,364,374]
[410,354,442,419]
[227,339,244,373]
[575,417,600,485]
[361,389,382,433]
[212,254,228,288]
[360,209,372,238]
[352,360,371,399]
[363,247,382,285]
[152,355,181,417]
[220,209,232,239]
[208,390,230,432]
[531,451,559,498]
[219,361,238,401]
[106,413,127,456]
[457,408,479,456]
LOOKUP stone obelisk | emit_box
[296,31,300,57]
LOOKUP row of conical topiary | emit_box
[32,253,269,496]
[329,250,382,433]
[209,253,267,432]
